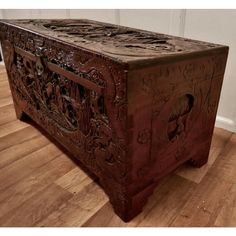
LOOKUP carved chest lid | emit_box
[0,19,228,66]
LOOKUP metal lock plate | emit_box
[35,57,44,76]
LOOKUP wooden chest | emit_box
[0,19,228,222]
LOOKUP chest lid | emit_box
[0,19,227,66]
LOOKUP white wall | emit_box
[184,10,236,132]
[0,10,3,64]
[0,9,235,132]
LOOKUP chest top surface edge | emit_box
[0,19,227,66]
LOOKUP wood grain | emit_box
[0,104,16,125]
[0,135,49,170]
[0,155,75,219]
[0,120,29,138]
[0,96,13,108]
[0,19,229,221]
[0,126,41,151]
[0,183,73,226]
[0,65,235,226]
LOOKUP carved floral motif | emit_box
[137,129,151,144]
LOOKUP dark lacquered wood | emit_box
[0,19,228,221]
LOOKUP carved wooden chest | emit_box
[0,19,228,222]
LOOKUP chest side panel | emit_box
[127,52,228,187]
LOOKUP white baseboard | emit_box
[215,116,236,133]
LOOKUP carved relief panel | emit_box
[128,54,227,182]
[0,25,128,184]
[0,19,228,222]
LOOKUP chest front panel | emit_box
[0,24,128,183]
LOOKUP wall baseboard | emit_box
[215,115,236,133]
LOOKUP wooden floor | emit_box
[0,65,235,227]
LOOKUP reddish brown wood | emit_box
[0,19,228,222]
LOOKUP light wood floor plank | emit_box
[0,84,11,98]
[171,172,233,226]
[0,183,73,226]
[36,182,108,227]
[214,184,236,227]
[0,126,41,151]
[55,167,93,194]
[0,104,16,125]
[0,135,50,170]
[0,119,29,138]
[0,154,75,219]
[0,143,63,192]
[0,96,13,108]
